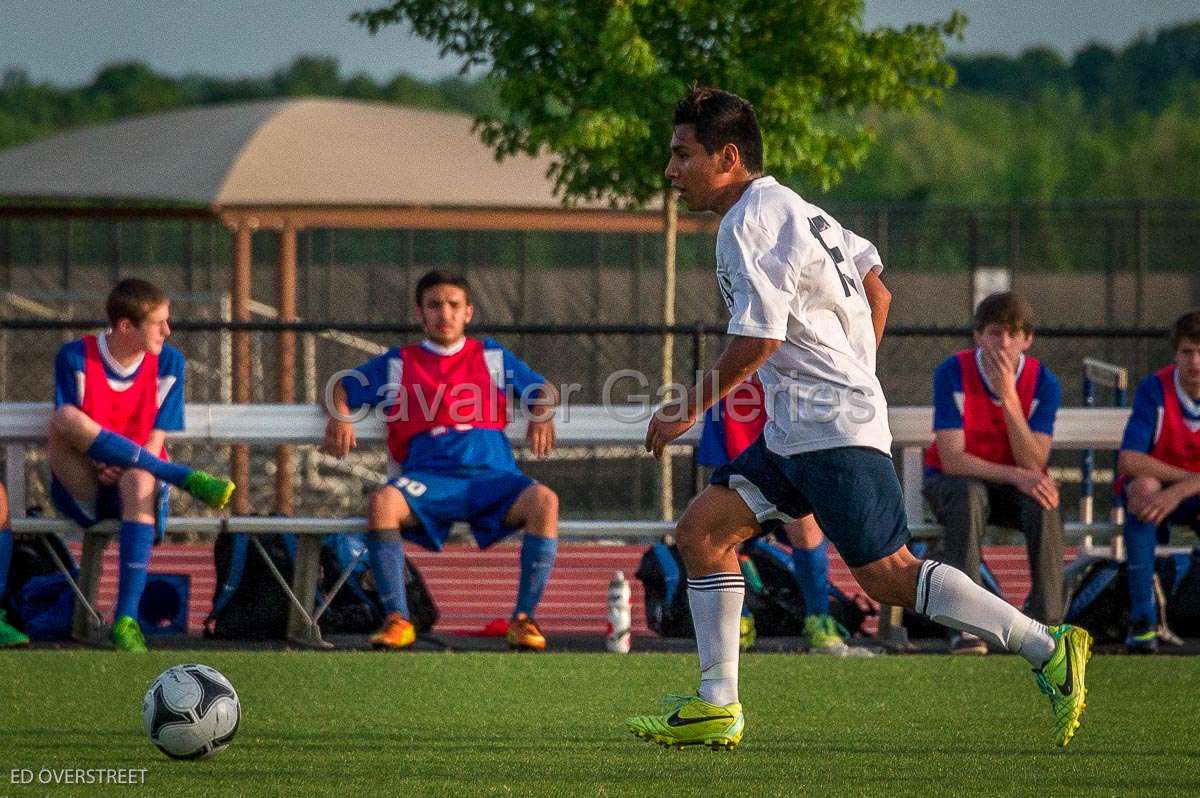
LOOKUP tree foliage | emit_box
[353,0,964,206]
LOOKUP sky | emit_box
[1,0,1198,87]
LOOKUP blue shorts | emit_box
[711,437,909,568]
[50,476,171,541]
[388,469,535,552]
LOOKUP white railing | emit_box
[0,403,1133,646]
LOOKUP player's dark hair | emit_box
[673,86,763,174]
[106,278,167,327]
[415,271,471,306]
[973,292,1034,335]
[1170,310,1200,351]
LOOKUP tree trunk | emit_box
[659,188,678,522]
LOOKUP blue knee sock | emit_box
[86,430,192,487]
[792,540,830,617]
[1124,518,1158,628]
[114,521,155,620]
[513,534,558,619]
[366,534,409,618]
[0,529,12,599]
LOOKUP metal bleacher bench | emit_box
[0,403,1132,647]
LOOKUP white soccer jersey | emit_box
[715,176,892,456]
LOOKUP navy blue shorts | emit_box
[388,469,535,552]
[50,476,170,540]
[711,437,909,568]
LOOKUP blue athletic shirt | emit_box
[53,333,186,431]
[1120,371,1200,453]
[341,337,546,475]
[931,350,1060,435]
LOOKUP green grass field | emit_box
[1,651,1196,797]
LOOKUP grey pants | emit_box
[923,474,1065,625]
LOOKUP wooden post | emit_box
[660,189,678,522]
[231,222,252,514]
[276,222,297,516]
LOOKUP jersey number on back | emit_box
[808,216,858,298]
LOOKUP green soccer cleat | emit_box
[182,470,236,510]
[1033,624,1093,748]
[626,694,745,751]
[804,614,845,651]
[109,615,148,653]
[739,614,757,652]
[0,609,29,648]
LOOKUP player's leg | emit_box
[365,483,420,650]
[50,406,233,509]
[626,484,757,750]
[923,474,991,653]
[1011,487,1065,626]
[801,446,1090,748]
[108,469,158,653]
[0,483,29,648]
[503,483,559,651]
[782,515,846,653]
[1122,477,1163,653]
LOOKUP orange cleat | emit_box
[506,613,546,651]
[369,612,416,651]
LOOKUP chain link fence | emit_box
[0,205,1195,525]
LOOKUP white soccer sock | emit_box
[915,560,1056,667]
[687,573,744,706]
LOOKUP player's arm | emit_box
[500,342,558,458]
[935,428,1059,509]
[1117,375,1200,497]
[321,380,357,458]
[524,381,559,458]
[861,270,891,347]
[645,335,779,458]
[981,347,1053,471]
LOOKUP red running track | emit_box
[68,542,1072,637]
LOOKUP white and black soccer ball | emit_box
[142,664,240,760]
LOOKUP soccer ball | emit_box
[142,664,240,760]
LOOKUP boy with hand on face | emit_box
[923,292,1065,654]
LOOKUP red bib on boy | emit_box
[924,349,1041,472]
[1148,365,1200,473]
[721,376,767,460]
[385,338,508,465]
[79,334,163,456]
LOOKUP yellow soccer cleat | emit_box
[369,612,415,651]
[626,694,745,751]
[506,613,546,651]
[1033,624,1093,747]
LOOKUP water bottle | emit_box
[606,570,632,653]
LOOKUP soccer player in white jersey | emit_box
[625,87,1093,751]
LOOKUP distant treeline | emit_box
[2,21,1199,204]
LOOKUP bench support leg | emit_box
[288,535,330,649]
[71,530,112,645]
[876,602,909,648]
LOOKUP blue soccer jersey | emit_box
[1120,370,1200,454]
[931,350,1060,435]
[341,337,546,475]
[54,334,186,431]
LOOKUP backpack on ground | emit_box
[634,543,694,637]
[316,533,438,635]
[1063,550,1197,643]
[1,532,78,640]
[740,537,872,637]
[204,532,299,640]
